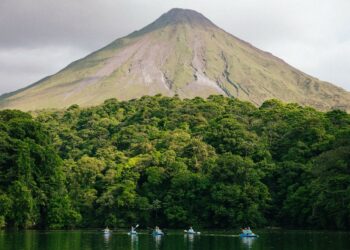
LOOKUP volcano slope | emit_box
[1,8,349,111]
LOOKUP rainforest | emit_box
[0,95,349,230]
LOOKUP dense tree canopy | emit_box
[0,95,349,229]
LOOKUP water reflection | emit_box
[130,234,138,250]
[153,235,162,250]
[240,237,256,249]
[184,234,195,250]
[2,230,350,250]
[103,232,111,244]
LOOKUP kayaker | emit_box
[241,227,253,234]
[240,226,258,238]
[188,226,194,233]
[131,226,136,233]
[155,226,163,234]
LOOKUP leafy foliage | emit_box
[1,95,349,229]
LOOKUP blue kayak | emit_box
[128,231,137,235]
[152,231,164,236]
[240,233,258,238]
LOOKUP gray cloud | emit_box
[1,0,349,94]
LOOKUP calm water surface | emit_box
[0,230,349,250]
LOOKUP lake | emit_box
[0,230,349,250]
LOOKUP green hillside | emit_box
[1,95,349,229]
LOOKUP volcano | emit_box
[1,8,349,111]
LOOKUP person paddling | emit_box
[128,224,139,235]
[241,227,253,234]
[103,226,110,233]
[184,226,200,235]
[240,226,258,238]
[153,226,164,235]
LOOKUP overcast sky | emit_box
[1,0,350,95]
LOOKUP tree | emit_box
[208,153,269,227]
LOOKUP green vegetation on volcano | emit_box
[0,95,349,230]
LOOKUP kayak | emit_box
[152,231,164,236]
[184,230,201,235]
[239,233,258,238]
[103,229,111,234]
[128,231,137,235]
